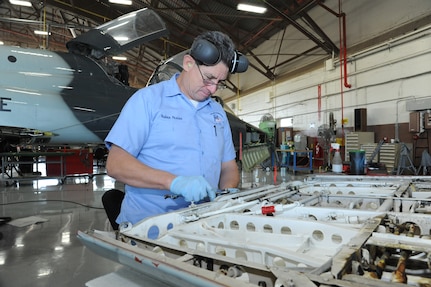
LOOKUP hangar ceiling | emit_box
[0,0,430,100]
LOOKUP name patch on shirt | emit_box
[161,114,183,120]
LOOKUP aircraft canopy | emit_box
[66,8,168,58]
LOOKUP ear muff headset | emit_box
[231,51,249,74]
[190,39,249,74]
[190,39,220,66]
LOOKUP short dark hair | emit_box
[194,31,236,68]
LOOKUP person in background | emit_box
[105,31,248,227]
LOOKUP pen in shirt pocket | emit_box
[214,125,217,136]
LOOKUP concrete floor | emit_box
[0,161,308,287]
[0,166,128,287]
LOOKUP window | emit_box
[279,117,293,127]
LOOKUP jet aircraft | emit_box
[0,8,269,170]
[0,8,166,150]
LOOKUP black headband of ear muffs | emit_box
[230,51,249,73]
[190,38,249,74]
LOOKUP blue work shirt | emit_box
[105,74,236,225]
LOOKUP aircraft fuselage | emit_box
[0,45,137,147]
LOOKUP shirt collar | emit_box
[166,73,214,109]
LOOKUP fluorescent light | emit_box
[237,3,267,14]
[112,56,127,61]
[9,0,32,7]
[69,28,76,38]
[34,30,50,36]
[108,0,132,5]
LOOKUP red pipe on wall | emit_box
[318,1,351,88]
[239,132,243,161]
[341,14,351,88]
[317,84,321,121]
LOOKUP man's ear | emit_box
[183,54,195,71]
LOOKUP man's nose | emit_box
[208,84,218,93]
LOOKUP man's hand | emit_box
[170,176,216,202]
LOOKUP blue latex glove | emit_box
[170,176,216,202]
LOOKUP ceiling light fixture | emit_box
[34,30,50,36]
[9,0,32,7]
[69,28,76,38]
[112,56,127,61]
[108,0,133,5]
[237,3,267,14]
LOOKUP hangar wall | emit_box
[225,0,431,93]
[228,24,431,140]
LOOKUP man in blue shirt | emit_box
[105,31,248,226]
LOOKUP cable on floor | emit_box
[0,200,104,209]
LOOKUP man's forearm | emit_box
[218,160,240,189]
[106,144,175,190]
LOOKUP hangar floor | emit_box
[0,164,301,287]
[0,167,129,287]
